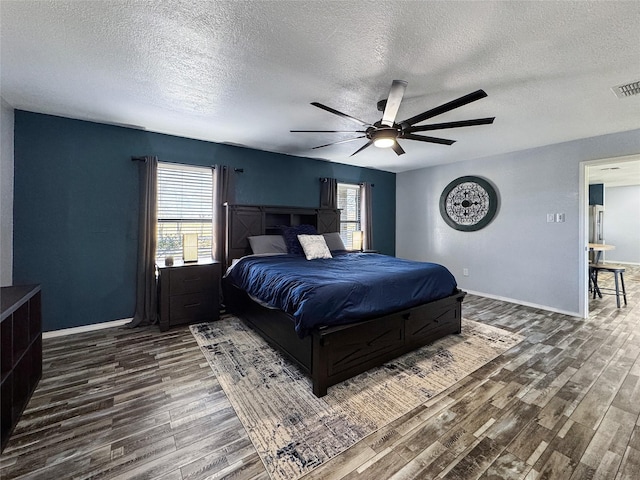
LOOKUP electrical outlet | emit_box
[463,268,469,277]
[547,213,555,223]
[556,213,565,223]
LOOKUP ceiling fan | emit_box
[291,80,494,156]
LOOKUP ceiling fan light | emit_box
[373,137,395,148]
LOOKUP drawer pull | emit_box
[183,277,201,283]
[184,302,201,309]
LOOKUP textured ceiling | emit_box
[1,1,639,173]
[588,156,640,188]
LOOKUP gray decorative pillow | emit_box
[322,232,346,251]
[248,235,287,255]
[297,234,332,260]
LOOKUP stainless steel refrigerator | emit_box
[589,204,605,244]
[589,205,605,263]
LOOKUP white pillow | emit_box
[297,234,332,260]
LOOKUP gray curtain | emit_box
[360,182,373,250]
[320,177,337,208]
[212,165,234,268]
[129,156,158,327]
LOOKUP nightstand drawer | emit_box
[169,264,215,295]
[169,293,217,323]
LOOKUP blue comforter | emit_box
[225,253,458,338]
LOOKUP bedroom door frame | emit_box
[579,160,589,319]
[579,153,640,318]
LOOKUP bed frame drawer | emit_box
[311,292,465,396]
[321,315,404,377]
[404,296,462,347]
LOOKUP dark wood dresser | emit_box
[157,260,221,331]
[1,284,42,452]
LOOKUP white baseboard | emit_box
[464,290,581,318]
[43,318,132,339]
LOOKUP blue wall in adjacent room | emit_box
[13,111,396,331]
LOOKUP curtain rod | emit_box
[131,158,244,173]
[319,177,374,187]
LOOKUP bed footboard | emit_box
[310,290,465,396]
[223,278,465,397]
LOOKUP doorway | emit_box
[580,154,640,316]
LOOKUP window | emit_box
[157,162,213,261]
[337,183,361,249]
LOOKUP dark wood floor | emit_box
[1,264,638,479]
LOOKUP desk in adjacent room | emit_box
[588,243,616,300]
[588,243,615,264]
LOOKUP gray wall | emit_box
[0,98,13,286]
[397,129,640,316]
[604,185,640,264]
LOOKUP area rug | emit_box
[190,316,523,480]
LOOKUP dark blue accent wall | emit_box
[13,111,396,332]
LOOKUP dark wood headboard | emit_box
[224,204,340,268]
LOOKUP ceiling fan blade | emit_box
[310,136,366,150]
[401,133,456,145]
[291,130,367,133]
[401,89,488,126]
[311,102,370,126]
[381,80,408,127]
[391,141,406,156]
[350,140,373,156]
[406,117,495,133]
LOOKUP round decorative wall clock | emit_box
[439,176,498,231]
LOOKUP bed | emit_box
[222,204,466,397]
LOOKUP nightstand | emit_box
[157,260,221,331]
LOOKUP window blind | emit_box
[337,183,361,249]
[157,162,213,261]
